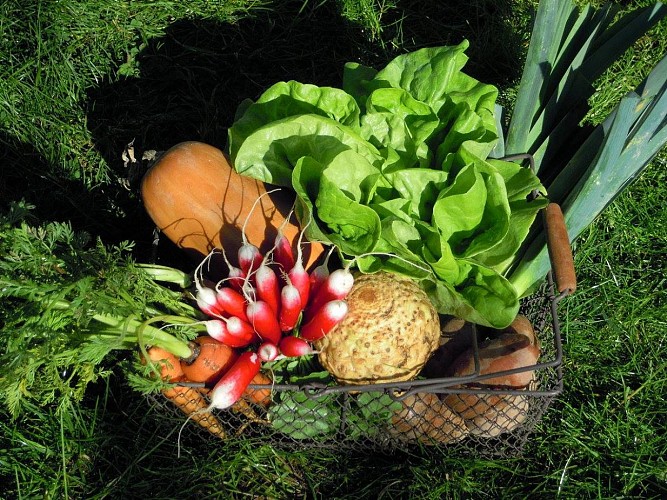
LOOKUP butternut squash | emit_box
[141,141,324,270]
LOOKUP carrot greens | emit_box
[0,202,197,417]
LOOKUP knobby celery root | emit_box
[315,272,440,385]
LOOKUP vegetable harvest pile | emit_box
[2,0,667,449]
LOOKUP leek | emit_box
[501,0,667,297]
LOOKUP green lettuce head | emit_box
[228,41,547,328]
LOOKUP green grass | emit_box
[2,0,667,498]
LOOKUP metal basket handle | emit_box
[544,203,576,296]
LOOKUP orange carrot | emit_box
[180,336,238,384]
[243,371,273,407]
[163,376,227,439]
[146,346,227,439]
[198,372,272,408]
[145,345,184,381]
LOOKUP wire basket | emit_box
[152,210,574,459]
[165,278,566,457]
[148,153,576,457]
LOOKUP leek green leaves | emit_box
[504,0,667,296]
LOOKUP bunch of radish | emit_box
[193,228,353,410]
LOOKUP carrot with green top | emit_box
[146,346,227,439]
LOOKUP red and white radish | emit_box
[227,266,247,292]
[287,219,311,306]
[279,335,316,357]
[237,189,278,275]
[196,286,224,317]
[300,300,349,341]
[238,243,263,275]
[258,342,280,362]
[303,267,354,321]
[214,286,249,323]
[209,351,262,409]
[288,261,310,312]
[225,316,257,342]
[255,263,280,315]
[309,246,334,298]
[271,207,297,271]
[221,249,247,292]
[204,319,256,348]
[273,232,296,271]
[246,300,282,345]
[278,283,302,332]
[193,251,228,317]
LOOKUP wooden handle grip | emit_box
[545,203,577,295]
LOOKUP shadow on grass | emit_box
[0,135,117,230]
[0,133,169,262]
[85,0,529,180]
[2,1,528,253]
[3,0,529,253]
[77,0,528,267]
[85,3,375,167]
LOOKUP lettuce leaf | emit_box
[233,114,381,186]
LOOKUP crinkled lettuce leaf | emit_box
[232,114,382,186]
[229,80,362,152]
[228,41,546,328]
